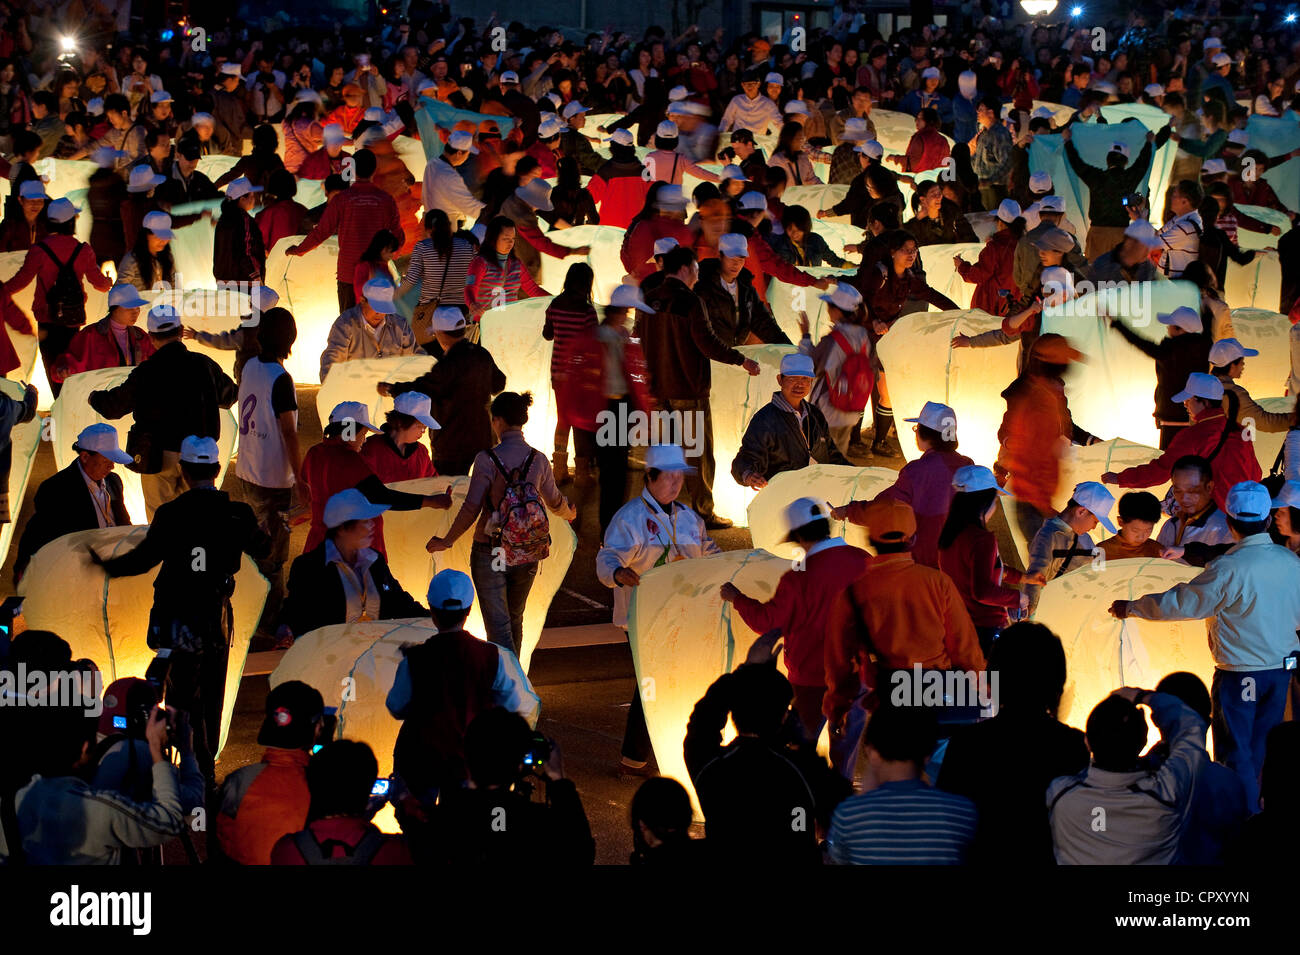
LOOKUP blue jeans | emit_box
[1211,667,1292,812]
[469,540,539,657]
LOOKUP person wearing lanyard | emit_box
[598,444,722,776]
[276,490,425,644]
[52,283,155,385]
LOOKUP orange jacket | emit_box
[215,748,311,865]
[823,552,984,724]
[996,373,1073,515]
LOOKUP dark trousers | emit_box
[652,397,716,519]
[337,280,357,312]
[237,479,292,628]
[595,396,632,536]
[791,683,827,744]
[622,686,653,764]
[38,322,78,399]
[1212,666,1291,812]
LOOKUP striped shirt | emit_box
[543,293,598,376]
[398,237,475,306]
[827,779,977,865]
[464,254,547,321]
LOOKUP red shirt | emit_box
[938,523,1025,629]
[54,316,156,383]
[860,448,974,569]
[295,181,404,281]
[621,216,695,282]
[905,126,950,173]
[257,198,308,254]
[3,235,112,325]
[298,147,349,181]
[730,541,871,686]
[301,436,391,555]
[360,430,435,484]
[1114,408,1262,510]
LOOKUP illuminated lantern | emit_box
[1224,255,1282,311]
[18,525,268,756]
[745,464,899,557]
[1225,308,1293,392]
[265,238,352,385]
[50,366,238,521]
[1032,557,1211,750]
[627,547,790,807]
[0,379,42,568]
[533,223,630,303]
[316,355,437,433]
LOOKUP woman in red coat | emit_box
[556,283,654,532]
[955,199,1025,316]
[587,130,651,230]
[620,183,695,282]
[360,393,439,484]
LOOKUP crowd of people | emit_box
[0,0,1299,867]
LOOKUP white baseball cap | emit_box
[1031,105,1055,120]
[363,106,385,123]
[656,120,679,139]
[1124,219,1163,248]
[190,111,214,127]
[652,237,679,256]
[1038,195,1065,213]
[108,284,150,309]
[644,444,696,473]
[431,306,467,332]
[1157,306,1203,334]
[47,198,81,223]
[18,180,46,200]
[1208,337,1259,365]
[1144,83,1165,98]
[905,400,956,434]
[330,401,382,433]
[219,62,242,77]
[737,191,767,211]
[1204,37,1224,50]
[1040,266,1074,302]
[1171,371,1225,403]
[73,423,133,464]
[537,115,564,139]
[719,165,748,182]
[1071,481,1117,533]
[324,488,389,528]
[668,85,690,102]
[951,464,1006,495]
[1108,141,1130,160]
[855,140,884,160]
[151,90,173,104]
[819,282,863,312]
[654,184,690,210]
[179,435,220,464]
[322,123,346,146]
[921,66,942,80]
[783,100,810,116]
[515,178,554,212]
[996,198,1022,223]
[294,88,322,104]
[1225,481,1273,521]
[764,72,784,86]
[127,164,166,193]
[718,233,749,258]
[666,102,689,118]
[562,101,590,120]
[782,497,832,540]
[428,569,475,612]
[90,145,126,168]
[393,391,441,429]
[605,128,634,147]
[1211,52,1232,68]
[147,303,182,333]
[225,176,263,200]
[362,277,398,314]
[1270,480,1300,510]
[141,211,175,240]
[1202,159,1228,176]
[779,353,815,378]
[499,70,520,85]
[841,117,870,141]
[609,284,655,314]
[1029,171,1052,193]
[446,129,479,154]
[86,97,105,116]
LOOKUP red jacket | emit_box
[295,181,404,282]
[731,540,871,686]
[555,325,652,432]
[621,216,695,282]
[587,159,651,229]
[905,126,950,173]
[215,747,311,866]
[957,228,1019,316]
[297,147,350,181]
[525,140,559,179]
[360,430,436,484]
[1113,408,1262,510]
[2,235,112,326]
[697,229,820,306]
[54,316,156,383]
[0,286,32,376]
[852,448,973,569]
[270,817,414,865]
[301,437,392,555]
[323,103,366,136]
[938,523,1026,629]
[257,198,308,254]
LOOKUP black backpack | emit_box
[36,241,87,327]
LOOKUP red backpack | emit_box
[826,329,874,413]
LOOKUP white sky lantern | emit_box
[316,355,436,433]
[745,464,898,557]
[1032,557,1213,753]
[534,224,626,303]
[51,366,237,521]
[628,547,790,811]
[479,296,560,462]
[19,525,268,756]
[264,237,343,385]
[0,379,41,568]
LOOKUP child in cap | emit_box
[1023,481,1117,613]
[1097,491,1165,561]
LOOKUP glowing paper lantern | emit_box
[534,223,631,303]
[627,547,790,806]
[745,464,899,557]
[1032,557,1211,749]
[1224,252,1282,310]
[18,525,268,756]
[265,236,354,385]
[1234,205,1288,251]
[0,378,42,569]
[315,355,437,432]
[1227,309,1293,393]
[50,366,238,521]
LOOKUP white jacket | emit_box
[720,93,783,136]
[596,489,721,628]
[421,154,485,227]
[1047,692,1205,865]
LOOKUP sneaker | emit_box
[704,514,734,530]
[871,440,901,458]
[617,758,654,778]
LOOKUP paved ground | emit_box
[6,383,906,864]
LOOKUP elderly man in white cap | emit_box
[319,276,419,382]
[499,178,591,282]
[89,304,238,517]
[54,283,154,385]
[1060,123,1169,259]
[3,194,112,393]
[1102,372,1263,505]
[386,568,541,805]
[379,306,507,476]
[1110,480,1300,811]
[14,423,133,582]
[421,128,485,229]
[733,351,849,490]
[89,432,271,786]
[720,495,871,741]
[597,443,722,771]
[1107,305,1211,448]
